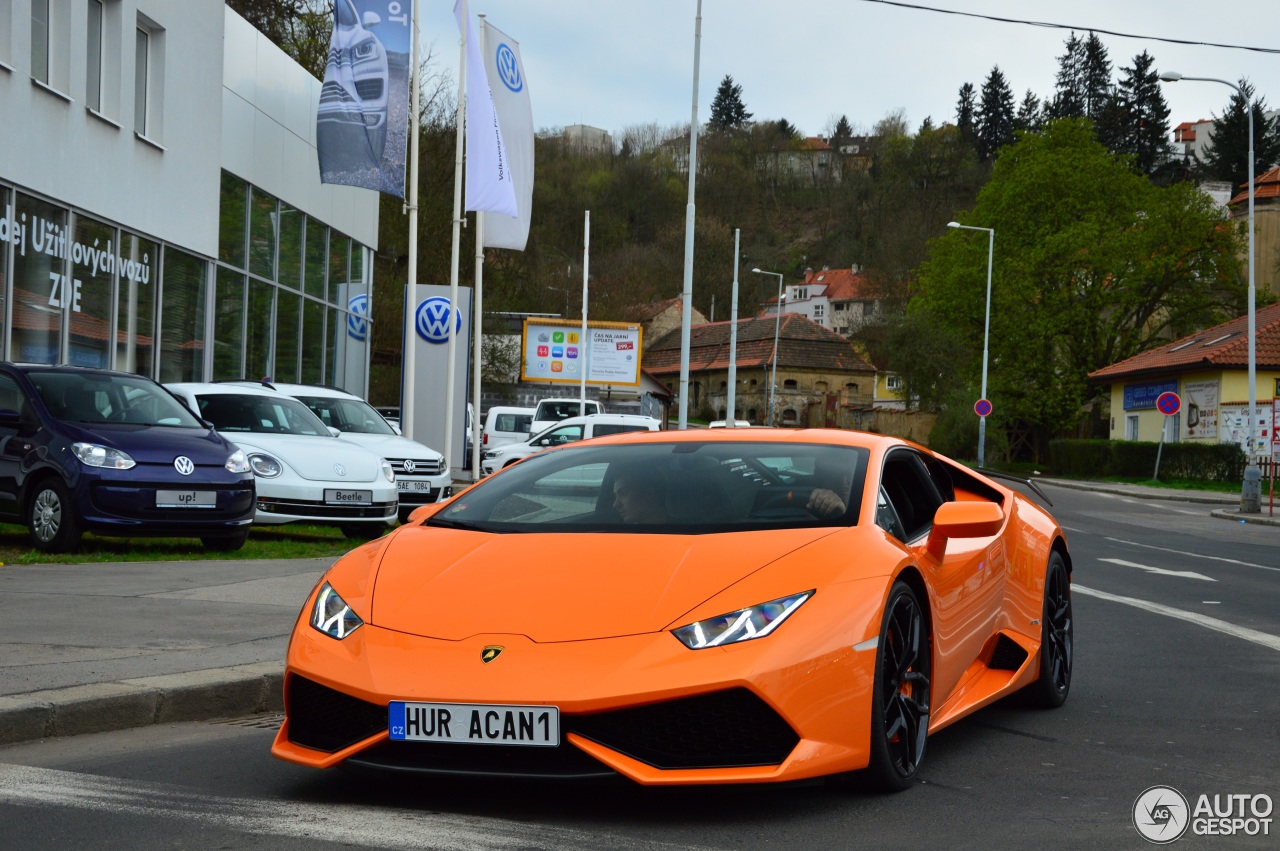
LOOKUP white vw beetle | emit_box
[165,383,397,539]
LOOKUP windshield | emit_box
[296,395,397,435]
[535,400,595,422]
[432,441,869,534]
[195,393,331,436]
[30,372,203,428]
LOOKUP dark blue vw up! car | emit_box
[0,364,256,553]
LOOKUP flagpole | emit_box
[401,0,421,440]
[727,228,739,427]
[445,1,468,474]
[580,210,589,414]
[677,0,703,429]
[470,15,488,480]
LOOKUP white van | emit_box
[482,406,536,450]
[481,413,660,476]
[530,398,603,434]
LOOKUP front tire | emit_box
[28,478,83,554]
[862,580,931,792]
[1026,552,1072,708]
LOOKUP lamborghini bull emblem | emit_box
[481,645,504,664]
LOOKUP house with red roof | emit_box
[1087,302,1280,458]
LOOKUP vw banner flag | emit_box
[482,22,534,250]
[317,0,413,197]
[454,0,518,217]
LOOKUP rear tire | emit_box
[201,529,250,552]
[1026,552,1072,708]
[862,580,931,792]
[28,478,82,554]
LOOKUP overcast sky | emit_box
[420,0,1280,141]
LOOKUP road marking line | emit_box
[1074,584,1280,652]
[1098,558,1216,582]
[1103,537,1280,573]
[0,764,706,851]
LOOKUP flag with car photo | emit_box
[317,0,413,196]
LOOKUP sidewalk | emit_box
[1,479,1275,749]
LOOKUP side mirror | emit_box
[363,11,381,26]
[924,501,1004,561]
[328,426,341,438]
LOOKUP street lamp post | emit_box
[752,268,785,427]
[947,221,995,467]
[1160,71,1260,511]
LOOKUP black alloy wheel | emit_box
[863,580,931,792]
[28,478,83,554]
[1028,552,1073,708]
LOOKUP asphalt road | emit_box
[0,484,1276,850]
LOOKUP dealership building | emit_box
[1,2,378,394]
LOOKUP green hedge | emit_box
[1048,439,1247,482]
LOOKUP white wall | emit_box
[221,8,378,250]
[0,0,224,254]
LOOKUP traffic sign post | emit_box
[1153,392,1181,480]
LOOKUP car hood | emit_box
[227,433,384,482]
[338,432,442,462]
[61,423,236,466]
[370,526,834,642]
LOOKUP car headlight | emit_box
[380,458,395,483]
[352,37,381,62]
[248,453,282,478]
[483,450,501,460]
[73,442,136,470]
[310,582,363,640]
[672,591,813,649]
[225,449,250,474]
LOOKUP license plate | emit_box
[155,490,216,508]
[324,489,372,505]
[397,480,431,492]
[388,701,559,746]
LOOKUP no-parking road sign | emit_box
[1156,391,1181,416]
[974,398,992,418]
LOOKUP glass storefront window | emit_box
[325,305,338,386]
[304,218,326,300]
[11,193,67,364]
[275,288,300,383]
[213,268,245,379]
[328,231,350,305]
[113,230,157,375]
[350,242,364,284]
[277,202,303,291]
[68,214,117,369]
[218,172,247,269]
[301,297,324,384]
[248,188,277,281]
[245,279,274,381]
[159,246,206,383]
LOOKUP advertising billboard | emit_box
[521,319,642,387]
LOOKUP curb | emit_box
[1210,508,1280,527]
[0,662,283,746]
[1036,479,1237,505]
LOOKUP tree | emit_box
[226,0,332,79]
[774,118,800,141]
[1080,32,1113,122]
[975,67,1016,161]
[708,75,753,132]
[1047,32,1085,119]
[1014,90,1042,134]
[955,82,977,146]
[1199,78,1280,189]
[1108,51,1173,175]
[830,114,854,148]
[900,119,1243,461]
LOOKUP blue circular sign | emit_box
[495,43,522,92]
[974,398,992,418]
[1156,391,1181,416]
[346,294,369,341]
[415,297,462,344]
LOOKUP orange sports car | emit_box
[272,429,1072,791]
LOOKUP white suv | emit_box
[165,383,398,538]
[259,383,452,522]
[481,414,660,476]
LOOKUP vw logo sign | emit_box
[416,297,462,344]
[495,43,522,92]
[173,456,195,476]
[347,294,369,341]
[333,463,347,477]
[403,459,416,473]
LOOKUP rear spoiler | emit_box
[977,468,1053,507]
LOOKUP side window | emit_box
[876,487,907,541]
[593,424,647,437]
[543,425,582,445]
[878,450,945,542]
[0,374,25,414]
